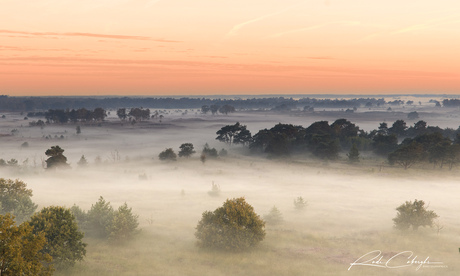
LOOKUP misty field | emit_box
[1,107,460,275]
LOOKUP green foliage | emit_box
[195,197,265,251]
[158,148,177,161]
[393,199,438,231]
[216,122,251,145]
[86,196,114,238]
[0,178,37,222]
[347,143,360,163]
[0,214,54,276]
[178,143,196,158]
[29,206,86,268]
[293,197,308,211]
[264,206,283,225]
[108,203,140,242]
[45,145,69,169]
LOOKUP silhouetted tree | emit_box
[45,146,69,169]
[178,143,196,158]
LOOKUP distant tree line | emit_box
[40,108,107,123]
[2,95,457,112]
[216,119,460,169]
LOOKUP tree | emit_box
[29,206,86,268]
[216,122,252,146]
[407,111,419,120]
[210,104,220,115]
[117,108,127,121]
[178,143,196,158]
[218,104,236,115]
[347,143,360,163]
[108,203,139,242]
[372,134,398,156]
[159,148,177,161]
[202,143,218,158]
[389,120,407,138]
[76,125,81,134]
[0,214,53,276]
[45,146,69,169]
[201,105,210,114]
[393,199,438,231]
[264,206,283,225]
[0,178,37,222]
[93,107,107,121]
[195,197,265,251]
[388,141,424,169]
[77,155,88,167]
[86,196,114,238]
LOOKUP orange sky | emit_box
[1,0,460,96]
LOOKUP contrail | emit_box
[224,2,305,39]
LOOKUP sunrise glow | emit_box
[1,0,460,96]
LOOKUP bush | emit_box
[195,197,265,251]
[159,148,177,161]
[393,199,438,231]
[0,178,37,222]
[264,206,283,225]
[29,206,86,268]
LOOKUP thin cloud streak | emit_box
[224,2,306,38]
[266,21,360,39]
[0,30,181,42]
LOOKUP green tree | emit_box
[159,148,177,161]
[0,214,53,276]
[202,143,218,158]
[29,206,86,268]
[108,203,139,242]
[45,146,69,169]
[178,143,196,158]
[195,197,265,251]
[86,196,114,238]
[393,199,438,231]
[0,178,37,222]
[347,143,360,163]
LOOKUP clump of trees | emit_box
[393,199,438,231]
[71,197,139,242]
[45,108,107,123]
[195,197,265,251]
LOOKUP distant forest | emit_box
[0,95,458,112]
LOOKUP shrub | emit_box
[393,199,438,231]
[178,143,195,158]
[264,206,283,225]
[0,178,37,222]
[159,148,177,161]
[195,197,265,251]
[29,206,86,268]
[202,143,218,158]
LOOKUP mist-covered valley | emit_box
[1,96,460,275]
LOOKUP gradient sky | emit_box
[1,0,460,96]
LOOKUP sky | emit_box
[1,0,460,96]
